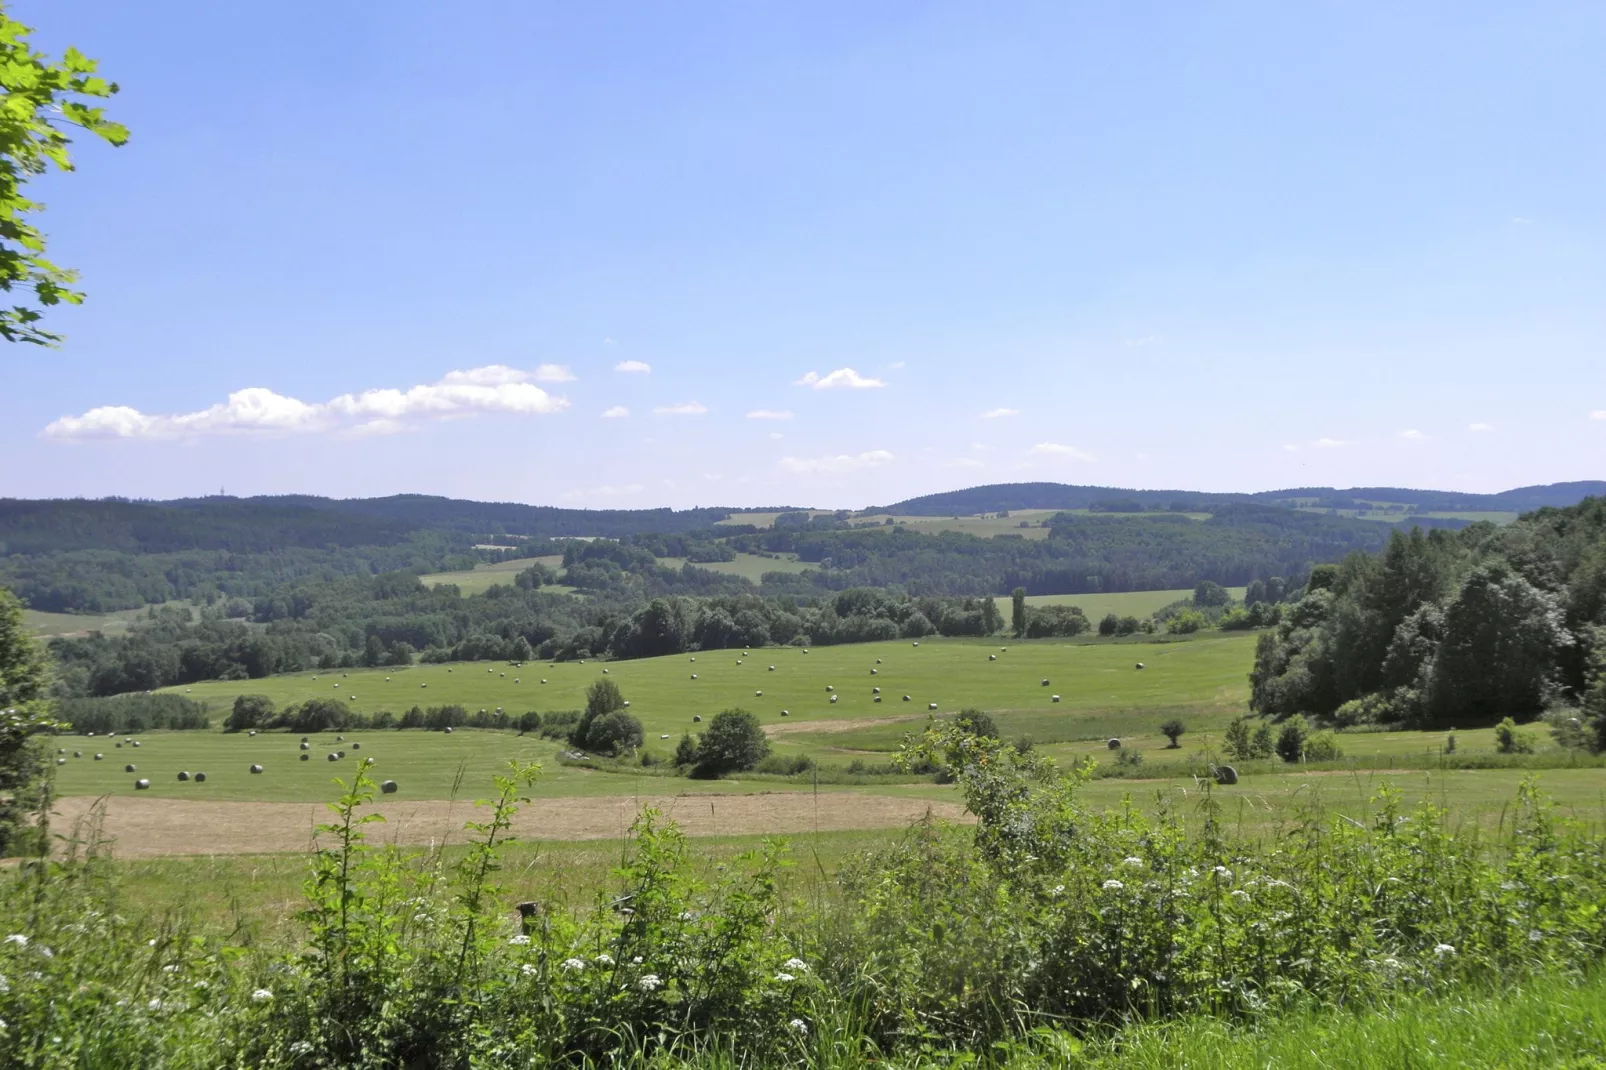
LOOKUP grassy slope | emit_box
[418,555,564,595]
[656,552,815,581]
[989,588,1248,622]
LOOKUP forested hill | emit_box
[0,496,764,555]
[880,481,1606,517]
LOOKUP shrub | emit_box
[673,732,698,767]
[1223,716,1273,761]
[691,708,770,777]
[1098,612,1119,636]
[225,694,275,733]
[1115,746,1143,767]
[1159,718,1186,748]
[1275,719,1308,762]
[955,708,999,741]
[1303,729,1343,762]
[755,753,814,775]
[584,710,643,756]
[572,678,627,747]
[1494,716,1535,755]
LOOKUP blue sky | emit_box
[4,0,1603,508]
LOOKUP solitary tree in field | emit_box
[692,709,769,778]
[1159,718,1186,748]
[0,14,126,347]
[1011,588,1027,638]
[571,678,627,748]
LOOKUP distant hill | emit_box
[878,481,1606,518]
[0,496,786,556]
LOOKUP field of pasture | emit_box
[418,554,566,594]
[989,586,1247,622]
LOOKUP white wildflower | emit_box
[678,911,695,921]
[508,934,530,946]
[632,956,643,964]
[289,1041,314,1056]
[1123,856,1143,867]
[638,973,663,992]
[783,957,809,971]
[1231,890,1250,901]
[3,935,27,948]
[1050,883,1065,896]
[251,988,273,1002]
[1213,866,1233,879]
[1434,943,1456,957]
[790,1018,809,1036]
[1529,930,1543,943]
[1102,879,1124,891]
[521,964,538,976]
[0,975,8,994]
[561,958,586,972]
[774,972,796,983]
[147,998,165,1011]
[595,953,615,966]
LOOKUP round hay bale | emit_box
[743,651,750,657]
[540,679,547,684]
[73,751,82,758]
[989,654,996,661]
[876,658,882,664]
[903,695,911,702]
[444,726,454,734]
[300,742,310,750]
[803,649,809,654]
[660,734,670,739]
[380,780,398,794]
[1215,765,1238,786]
[602,668,609,674]
[1041,679,1050,686]
[780,710,789,716]
[124,763,136,772]
[929,702,938,710]
[1106,738,1121,750]
[57,747,64,754]
[301,753,310,761]
[871,668,878,675]
[621,701,629,708]
[1135,662,1145,670]
[755,690,763,697]
[693,715,702,723]
[250,764,264,774]
[135,779,150,790]
[1052,695,1061,703]
[691,674,698,680]
[300,736,309,743]
[873,696,882,703]
[56,757,65,765]
[352,742,360,750]
[690,657,696,662]
[337,735,344,741]
[94,753,104,761]
[769,665,775,671]
[249,730,257,736]
[385,677,391,681]
[872,686,880,693]
[327,753,338,761]
[194,772,206,783]
[337,751,345,759]
[913,642,919,647]
[421,683,428,688]
[177,771,190,781]
[132,741,140,748]
[830,695,838,703]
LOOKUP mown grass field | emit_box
[656,552,814,582]
[23,603,192,638]
[988,587,1248,622]
[418,555,566,594]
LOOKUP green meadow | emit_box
[989,586,1248,621]
[418,554,566,594]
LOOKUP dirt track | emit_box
[49,791,969,859]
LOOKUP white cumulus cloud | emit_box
[1398,429,1428,441]
[1028,442,1095,462]
[1467,422,1494,432]
[532,364,577,382]
[746,409,794,420]
[1123,335,1162,348]
[979,407,1019,419]
[614,360,652,374]
[43,365,569,441]
[600,405,630,419]
[794,368,886,390]
[1314,437,1347,448]
[779,449,895,474]
[653,402,708,416]
[1590,410,1606,421]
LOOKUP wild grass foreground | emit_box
[4,724,1605,1068]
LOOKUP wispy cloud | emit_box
[779,449,894,473]
[561,483,644,500]
[653,401,708,416]
[600,405,629,419]
[1314,437,1347,448]
[532,364,577,382]
[768,432,784,440]
[614,360,652,374]
[1512,216,1533,224]
[1467,422,1494,432]
[1028,442,1095,462]
[888,360,906,370]
[746,409,794,420]
[979,407,1019,419]
[1398,429,1428,441]
[43,365,569,441]
[1589,410,1606,421]
[1123,335,1162,348]
[1283,443,1301,453]
[794,368,886,390]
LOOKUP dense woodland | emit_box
[1252,498,1606,742]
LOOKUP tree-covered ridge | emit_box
[1250,497,1606,740]
[879,480,1606,517]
